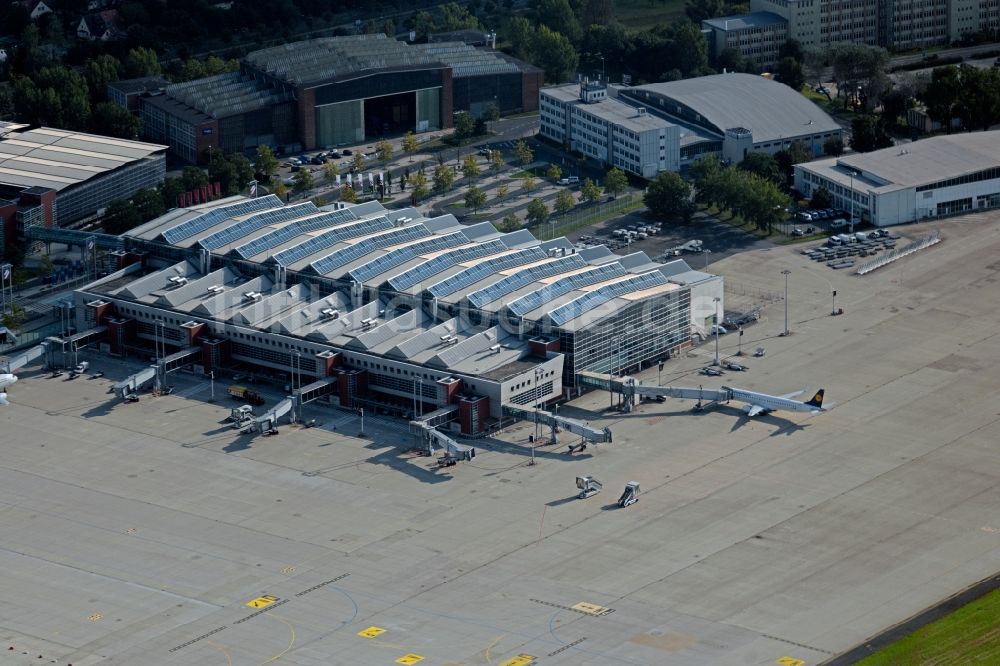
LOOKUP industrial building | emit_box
[794,131,1000,226]
[70,197,720,435]
[0,122,167,257]
[133,34,542,162]
[539,74,840,178]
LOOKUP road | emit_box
[889,42,1000,68]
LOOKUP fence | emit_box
[723,281,784,304]
[530,193,642,240]
[857,231,941,275]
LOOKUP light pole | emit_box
[848,170,859,233]
[599,54,605,82]
[831,289,837,316]
[737,326,744,356]
[531,367,540,465]
[155,319,164,390]
[703,249,712,270]
[417,378,423,418]
[712,297,721,366]
[209,370,215,402]
[781,269,791,336]
[293,351,301,422]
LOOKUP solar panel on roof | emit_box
[198,202,318,251]
[308,225,430,276]
[547,271,668,326]
[386,239,508,291]
[426,247,548,298]
[270,216,396,266]
[467,254,587,308]
[161,196,282,245]
[506,263,628,316]
[233,208,358,259]
[349,232,469,284]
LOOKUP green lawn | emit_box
[856,586,1000,666]
[613,0,687,28]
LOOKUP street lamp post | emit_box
[155,320,164,390]
[848,170,859,233]
[531,367,541,465]
[703,249,712,270]
[209,370,215,402]
[831,289,837,316]
[781,269,791,336]
[712,297,721,366]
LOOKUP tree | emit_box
[461,154,480,181]
[810,187,833,209]
[323,160,339,181]
[89,102,140,139]
[339,184,357,203]
[691,154,723,206]
[954,64,1000,131]
[292,168,315,194]
[402,131,418,160]
[880,88,910,126]
[352,153,366,173]
[827,43,890,112]
[208,153,237,194]
[522,174,536,194]
[375,139,393,163]
[921,65,962,133]
[1,303,25,334]
[465,185,487,215]
[270,179,288,201]
[483,102,500,125]
[645,171,692,221]
[774,141,813,185]
[489,150,504,174]
[546,164,562,182]
[738,152,782,187]
[433,164,456,193]
[498,213,521,232]
[181,166,209,191]
[717,48,755,74]
[439,2,479,31]
[83,55,121,104]
[229,154,255,194]
[671,23,709,78]
[496,182,510,203]
[850,115,893,152]
[778,39,804,63]
[409,170,429,203]
[823,137,844,156]
[124,47,161,79]
[580,178,602,203]
[603,167,628,199]
[454,111,475,139]
[775,57,805,91]
[554,189,575,215]
[409,10,437,40]
[685,0,726,23]
[515,140,534,166]
[255,146,279,180]
[740,174,789,233]
[526,198,549,226]
[103,198,141,235]
[532,25,579,83]
[534,0,581,44]
[133,187,165,221]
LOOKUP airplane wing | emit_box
[779,390,804,400]
[746,404,766,417]
[0,392,8,406]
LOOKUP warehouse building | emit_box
[72,198,720,433]
[133,34,542,162]
[0,122,167,257]
[794,131,1000,227]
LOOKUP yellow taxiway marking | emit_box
[776,658,805,666]
[246,595,279,609]
[205,639,233,666]
[395,654,424,665]
[257,612,296,666]
[357,626,386,638]
[483,634,505,663]
[281,566,296,574]
[88,613,103,622]
[499,655,536,666]
[571,601,612,616]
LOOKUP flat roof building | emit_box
[794,131,1000,226]
[702,12,788,71]
[540,81,680,178]
[0,122,167,257]
[73,198,721,433]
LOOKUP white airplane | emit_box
[728,387,826,417]
[0,373,18,406]
[636,384,826,417]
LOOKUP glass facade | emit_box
[56,155,166,226]
[315,100,364,147]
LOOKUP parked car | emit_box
[701,366,725,376]
[342,148,353,156]
[791,227,806,236]
[711,324,728,335]
[557,176,580,185]
[830,219,850,229]
[797,211,814,222]
[723,360,748,371]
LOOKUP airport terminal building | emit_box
[539,74,841,178]
[794,132,1000,226]
[135,34,542,162]
[72,198,720,434]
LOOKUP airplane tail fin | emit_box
[805,389,825,409]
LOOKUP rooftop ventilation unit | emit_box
[440,334,453,341]
[242,291,262,302]
[206,285,225,294]
[167,276,188,288]
[489,344,501,352]
[320,307,339,319]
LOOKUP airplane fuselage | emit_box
[726,387,824,415]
